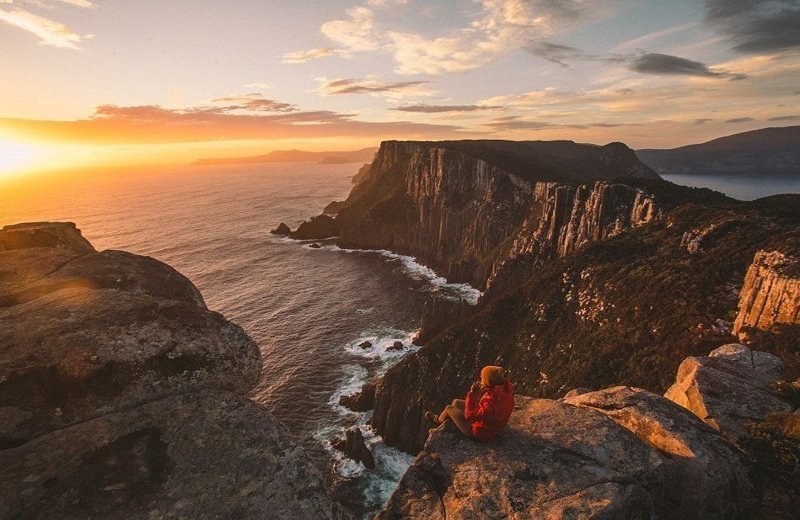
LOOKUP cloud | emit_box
[767,115,800,121]
[317,77,432,97]
[52,0,95,7]
[243,82,271,90]
[321,5,379,54]
[525,42,744,81]
[524,40,587,67]
[705,0,800,54]
[0,0,93,49]
[725,117,755,123]
[391,104,501,113]
[317,0,601,75]
[208,94,297,112]
[281,47,335,64]
[694,118,714,124]
[628,52,743,79]
[2,102,475,144]
[485,117,553,130]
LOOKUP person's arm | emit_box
[464,391,495,422]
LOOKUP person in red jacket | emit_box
[425,365,515,442]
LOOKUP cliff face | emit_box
[487,181,658,290]
[370,189,800,453]
[335,142,534,288]
[733,250,800,334]
[330,140,660,289]
[0,223,350,519]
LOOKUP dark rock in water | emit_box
[338,380,376,412]
[379,391,757,519]
[309,243,322,249]
[290,214,339,240]
[331,428,375,469]
[387,341,404,351]
[270,222,291,235]
[359,340,372,349]
[323,200,345,216]
[0,222,350,519]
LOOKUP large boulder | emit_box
[665,344,793,442]
[0,390,350,520]
[379,393,757,519]
[0,222,350,519]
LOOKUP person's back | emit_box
[464,377,515,442]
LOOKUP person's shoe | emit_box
[424,411,441,426]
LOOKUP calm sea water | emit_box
[0,163,479,517]
[661,174,800,200]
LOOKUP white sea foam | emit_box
[343,330,421,362]
[321,327,424,509]
[328,363,370,416]
[304,243,483,305]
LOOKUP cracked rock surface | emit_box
[379,391,758,519]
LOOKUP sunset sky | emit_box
[1,0,799,174]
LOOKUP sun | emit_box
[0,140,40,176]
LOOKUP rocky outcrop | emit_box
[0,222,95,254]
[331,428,375,469]
[380,390,757,519]
[338,380,376,412]
[271,222,291,235]
[733,250,800,335]
[0,222,349,519]
[323,200,345,215]
[665,344,793,443]
[290,214,339,240]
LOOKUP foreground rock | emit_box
[665,344,793,443]
[1,391,347,520]
[0,222,349,518]
[380,391,758,519]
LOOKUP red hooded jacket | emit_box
[464,379,515,442]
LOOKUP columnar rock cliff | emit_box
[0,222,350,519]
[299,140,661,290]
[486,181,658,290]
[733,250,800,334]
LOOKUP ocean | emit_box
[660,174,800,201]
[0,162,479,517]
